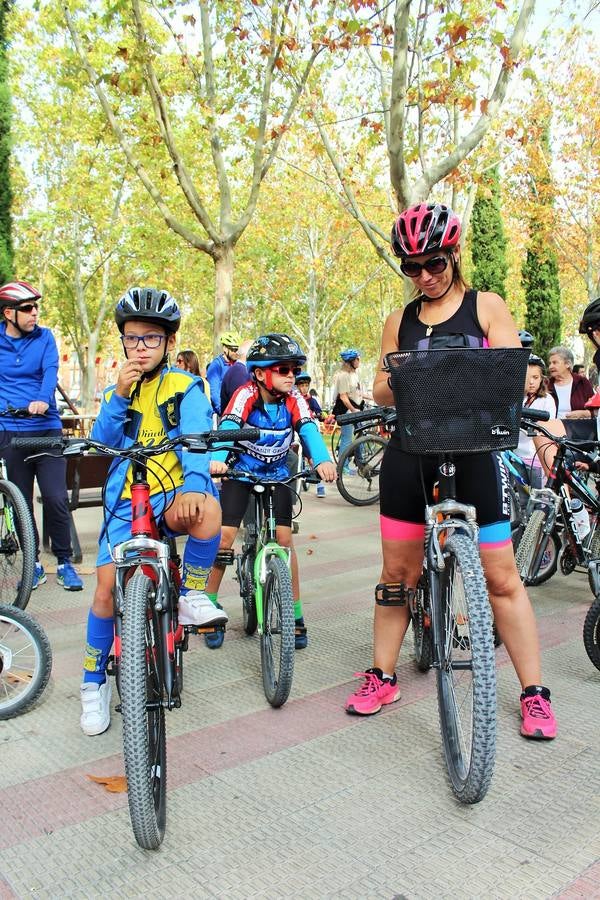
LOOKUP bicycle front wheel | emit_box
[0,604,52,718]
[514,508,557,586]
[336,435,386,506]
[434,533,496,804]
[0,480,36,610]
[260,556,295,707]
[121,574,167,850]
[583,596,600,672]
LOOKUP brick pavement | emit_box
[1,488,599,898]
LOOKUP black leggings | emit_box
[2,429,73,561]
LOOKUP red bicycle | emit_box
[13,427,257,850]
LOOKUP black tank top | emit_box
[397,289,487,351]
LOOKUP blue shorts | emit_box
[96,491,182,567]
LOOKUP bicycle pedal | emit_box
[105,655,118,678]
[294,625,307,636]
[292,521,300,534]
[184,622,227,635]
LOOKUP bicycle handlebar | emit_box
[335,405,396,427]
[0,406,35,419]
[224,466,321,486]
[11,428,261,458]
[520,407,551,422]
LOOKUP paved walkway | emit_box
[1,488,600,899]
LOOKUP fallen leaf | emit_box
[87,774,127,793]
[309,534,318,540]
[306,548,314,555]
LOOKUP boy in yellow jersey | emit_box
[80,287,224,736]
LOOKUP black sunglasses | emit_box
[15,302,39,313]
[400,256,449,278]
[269,364,303,377]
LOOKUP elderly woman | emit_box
[547,346,594,419]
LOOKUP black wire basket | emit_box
[384,347,530,455]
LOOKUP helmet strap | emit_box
[9,308,32,337]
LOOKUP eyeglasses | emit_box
[120,333,166,349]
[400,256,449,278]
[15,303,39,313]
[269,364,303,377]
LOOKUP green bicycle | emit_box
[228,467,317,707]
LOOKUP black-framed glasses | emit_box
[120,333,166,350]
[400,255,449,278]
[15,302,39,313]
[269,364,303,377]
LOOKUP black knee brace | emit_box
[215,548,235,567]
[375,582,415,607]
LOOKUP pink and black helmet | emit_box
[391,203,462,258]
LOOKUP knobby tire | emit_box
[0,604,52,718]
[240,544,257,636]
[336,434,386,507]
[120,574,167,850]
[583,595,600,672]
[515,508,557,586]
[434,534,496,804]
[0,480,35,610]
[260,556,295,707]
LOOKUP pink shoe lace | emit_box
[522,694,553,721]
[351,671,383,696]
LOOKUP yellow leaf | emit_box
[87,774,128,793]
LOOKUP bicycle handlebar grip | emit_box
[520,406,550,422]
[210,427,260,443]
[336,407,383,426]
[10,436,65,451]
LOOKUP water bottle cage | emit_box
[375,582,416,607]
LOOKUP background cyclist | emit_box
[206,331,241,416]
[206,333,336,650]
[79,287,224,736]
[345,202,556,741]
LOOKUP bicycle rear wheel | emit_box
[260,556,295,707]
[336,435,386,506]
[240,546,257,636]
[583,596,600,672]
[0,604,52,718]
[121,573,167,850]
[0,480,35,610]
[434,533,496,804]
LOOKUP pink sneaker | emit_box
[345,668,401,715]
[520,686,557,739]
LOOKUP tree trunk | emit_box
[213,243,234,353]
[81,332,99,412]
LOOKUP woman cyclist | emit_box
[345,202,557,740]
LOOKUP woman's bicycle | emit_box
[0,407,37,608]
[227,467,319,707]
[13,427,257,850]
[334,406,394,506]
[385,346,535,803]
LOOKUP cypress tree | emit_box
[471,165,507,298]
[522,117,561,360]
[0,0,12,283]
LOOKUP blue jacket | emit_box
[206,353,233,415]
[0,323,62,430]
[215,383,330,479]
[91,366,216,511]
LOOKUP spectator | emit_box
[573,364,585,375]
[547,346,594,419]
[295,372,325,421]
[0,281,83,591]
[220,338,252,413]
[331,348,364,471]
[206,331,241,415]
[176,349,200,375]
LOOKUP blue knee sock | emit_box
[181,533,220,595]
[83,610,114,684]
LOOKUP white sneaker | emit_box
[178,591,228,627]
[80,681,112,736]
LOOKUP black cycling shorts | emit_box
[220,479,295,528]
[379,443,510,527]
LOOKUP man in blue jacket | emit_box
[206,330,241,415]
[0,281,83,591]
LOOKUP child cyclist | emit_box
[206,333,336,649]
[80,287,225,736]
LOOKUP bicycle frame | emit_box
[112,463,184,711]
[246,484,291,634]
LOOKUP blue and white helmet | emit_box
[340,348,360,362]
[246,333,306,370]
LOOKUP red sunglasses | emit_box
[400,255,449,278]
[268,364,303,377]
